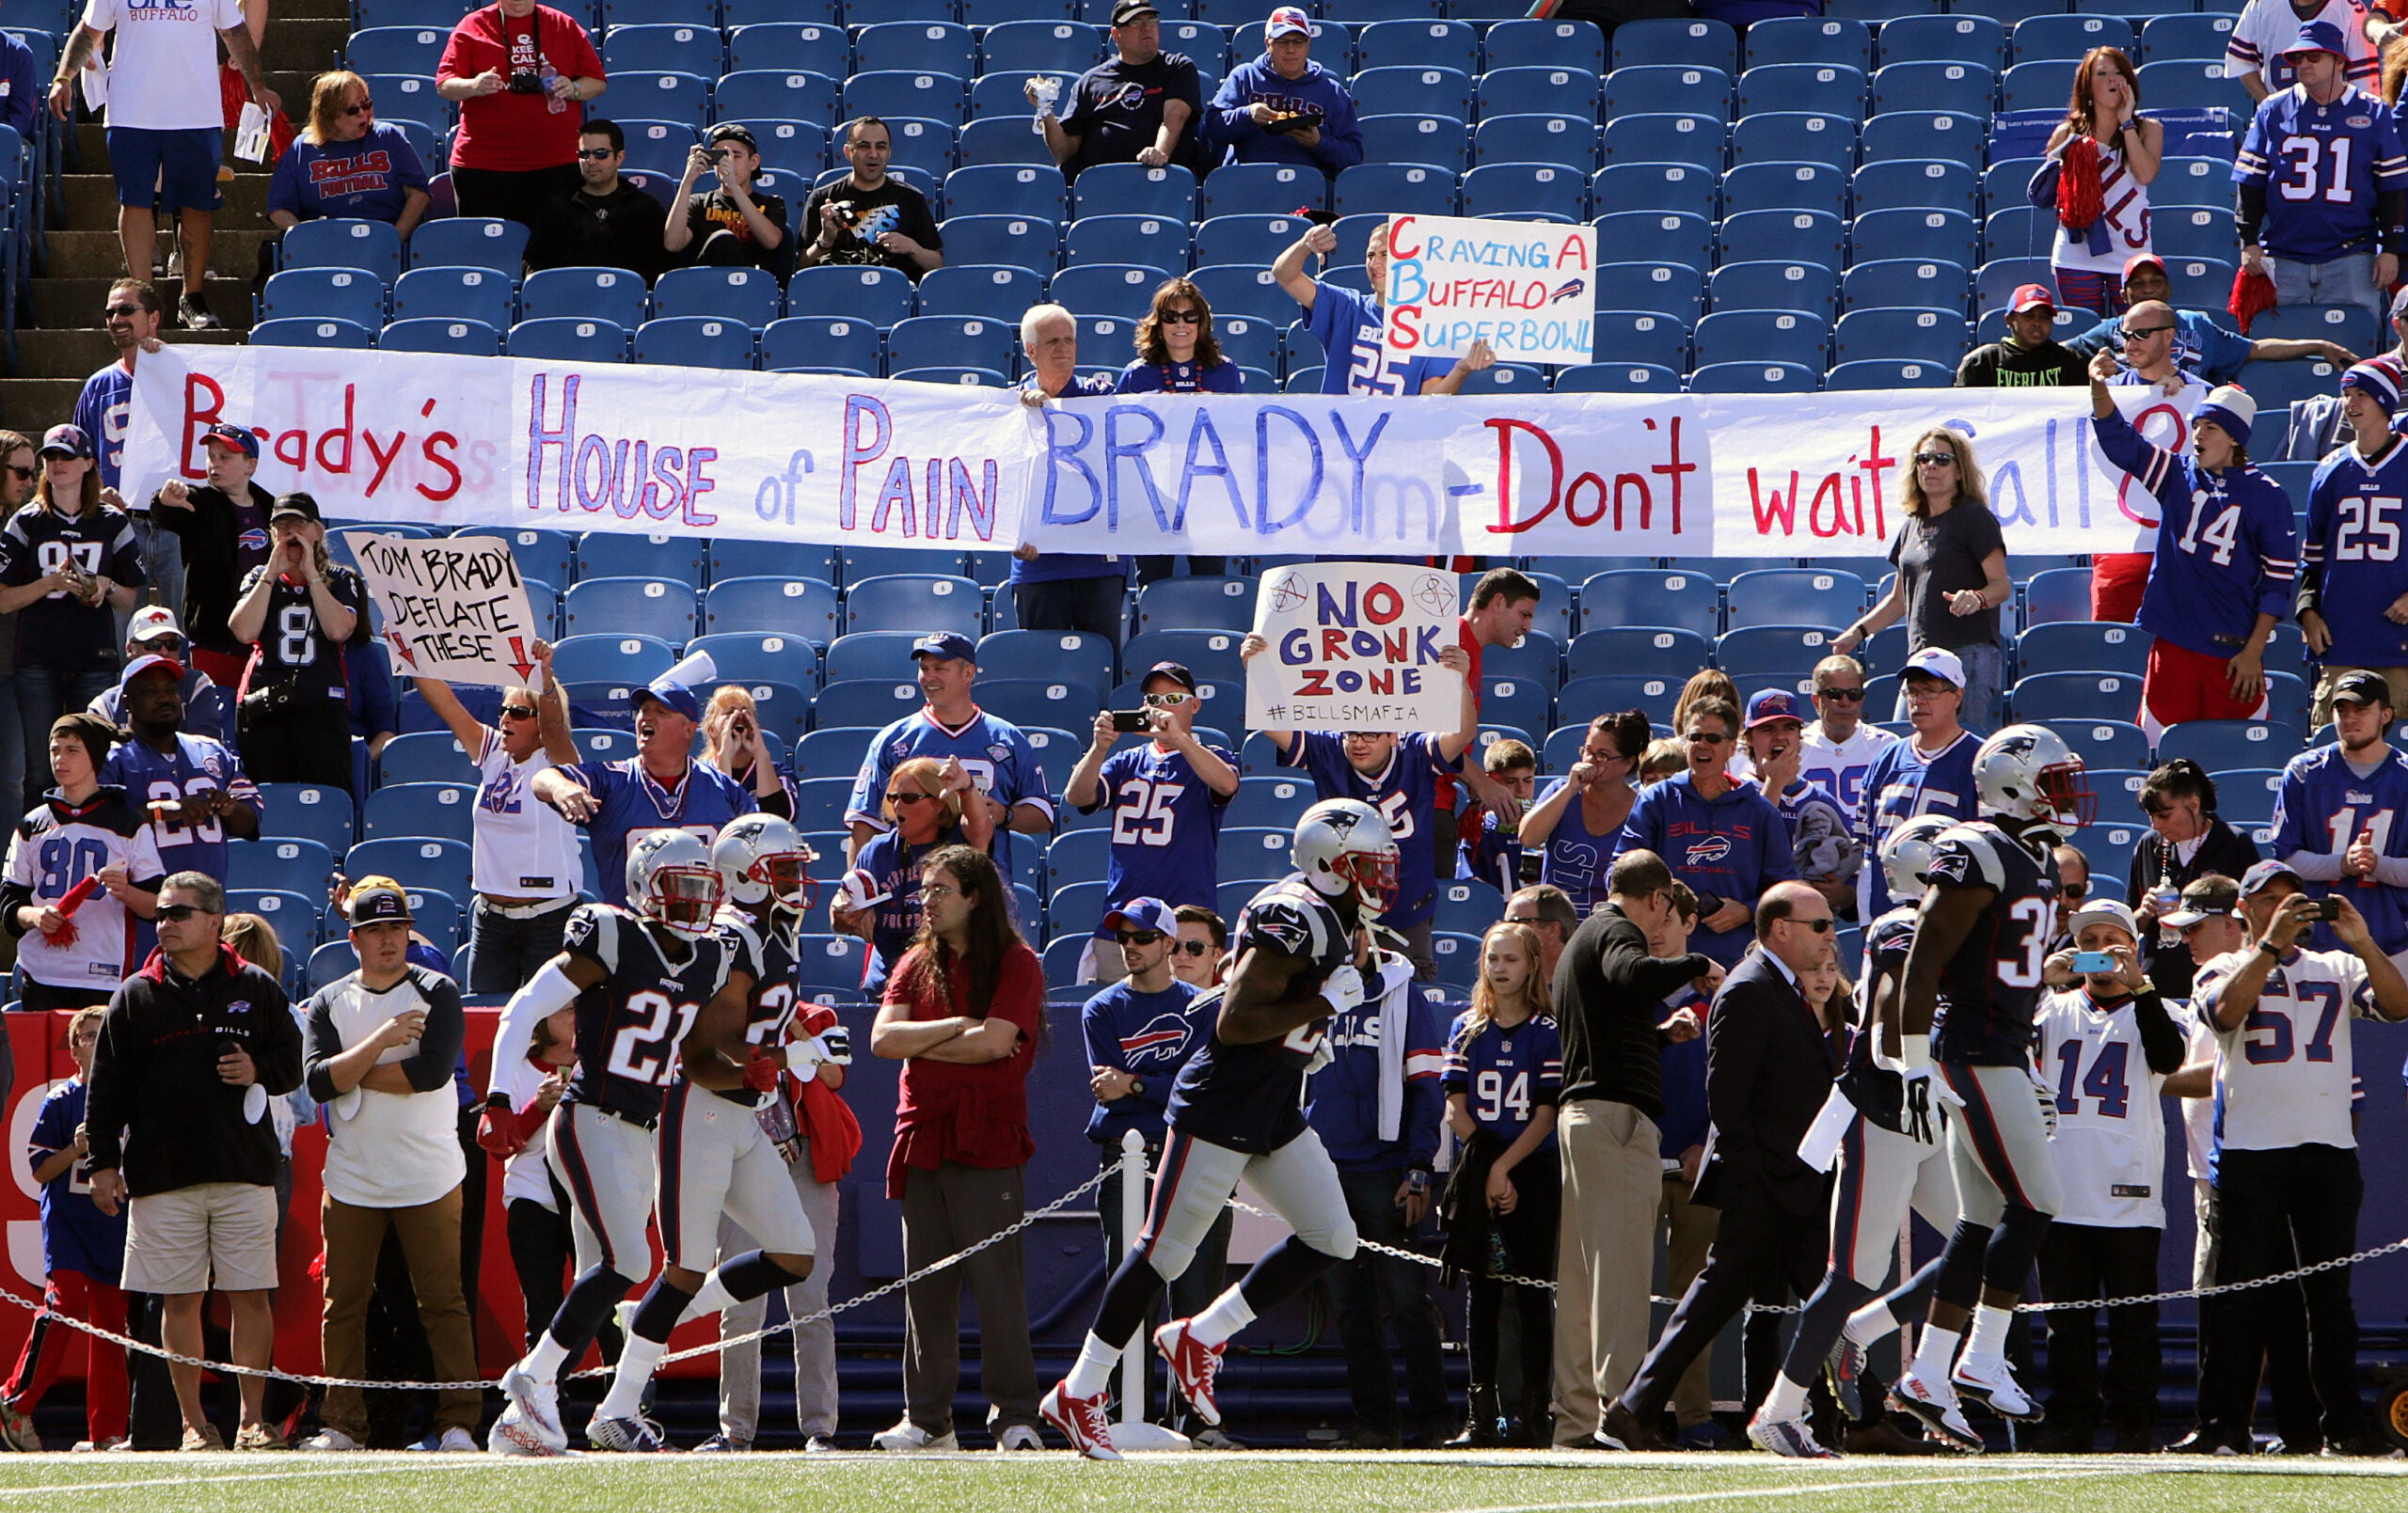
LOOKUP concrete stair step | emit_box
[31,275,255,334]
[1,379,99,429]
[44,228,271,282]
[61,172,274,226]
[9,322,244,379]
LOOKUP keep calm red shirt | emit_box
[884,939,1042,1197]
[436,4,603,173]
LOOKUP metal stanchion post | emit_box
[1115,1128,1191,1451]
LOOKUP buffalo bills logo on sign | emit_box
[1685,835,1732,866]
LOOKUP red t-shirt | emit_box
[884,938,1042,1198]
[436,4,604,174]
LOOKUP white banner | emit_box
[1378,213,1597,365]
[1244,561,1462,733]
[123,346,2196,562]
[344,530,542,689]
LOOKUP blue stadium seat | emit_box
[377,730,474,786]
[1592,311,1688,370]
[1579,570,1719,638]
[2235,357,2346,413]
[855,21,974,76]
[1973,258,2057,319]
[1194,214,1312,270]
[1984,206,2056,261]
[1999,58,2077,114]
[604,23,724,76]
[1735,61,1867,118]
[1833,307,1971,366]
[229,838,338,898]
[712,70,841,127]
[389,265,513,327]
[2157,719,2304,773]
[1483,64,1607,122]
[555,628,682,687]
[872,115,957,179]
[1826,358,1952,388]
[1592,262,1704,322]
[1590,162,1715,219]
[1718,209,1844,269]
[345,24,447,74]
[579,530,702,588]
[1867,60,2000,120]
[345,837,472,900]
[1877,13,2004,70]
[759,314,880,375]
[1069,162,1194,220]
[1122,629,1245,686]
[812,677,926,731]
[1225,774,1315,832]
[2140,13,2236,65]
[1603,63,1730,122]
[725,22,847,75]
[1858,109,1988,172]
[2016,620,2151,678]
[556,620,688,681]
[1554,364,1683,393]
[977,630,1114,695]
[355,71,445,131]
[1715,625,1834,682]
[2013,13,2132,65]
[2161,257,2240,315]
[616,118,698,181]
[2148,155,2235,210]
[1179,264,1286,327]
[2042,715,2151,772]
[1726,568,1866,630]
[1063,213,1190,271]
[887,314,1017,377]
[2137,57,2250,114]
[845,574,985,638]
[981,19,1104,73]
[1710,260,1838,319]
[910,267,1044,327]
[508,317,627,362]
[1484,17,1605,72]
[1600,113,1725,174]
[1135,576,1256,635]
[1612,17,1737,74]
[1721,161,1846,220]
[2011,671,2144,724]
[612,70,712,131]
[1592,211,1711,273]
[632,316,753,370]
[2249,304,2366,348]
[822,632,924,686]
[379,317,499,355]
[1843,259,1971,316]
[2021,567,2097,631]
[1749,15,1872,70]
[1473,113,1597,174]
[1360,113,1467,172]
[1689,361,1819,394]
[977,679,1101,733]
[1358,18,1478,71]
[1855,159,1977,219]
[1353,65,1474,120]
[1460,164,1586,222]
[1567,625,1713,681]
[1332,162,1455,219]
[363,780,477,844]
[1196,162,1329,217]
[687,631,819,690]
[841,70,968,127]
[2214,767,2286,828]
[405,215,527,274]
[520,266,649,328]
[2154,205,2240,264]
[261,268,385,326]
[1693,309,1829,370]
[565,572,703,635]
[255,782,356,855]
[1850,207,1978,269]
[936,213,1060,276]
[957,112,1054,169]
[785,264,915,323]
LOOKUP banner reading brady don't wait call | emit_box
[125,344,2192,561]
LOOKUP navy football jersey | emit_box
[1443,1009,1563,1144]
[1923,822,2062,1065]
[2267,741,2408,954]
[718,904,805,1109]
[557,903,736,1122]
[1836,905,1917,1133]
[233,562,369,708]
[1165,874,1354,1155]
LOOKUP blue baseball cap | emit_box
[1745,688,1803,729]
[632,678,703,722]
[202,422,261,459]
[1101,897,1178,935]
[2240,858,2305,896]
[911,631,977,664]
[2283,19,2349,57]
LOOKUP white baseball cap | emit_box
[2066,898,2140,942]
[1900,646,1966,688]
[128,605,181,643]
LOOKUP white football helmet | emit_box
[1878,813,1957,904]
[1292,798,1400,916]
[1972,723,2096,834]
[712,813,816,912]
[627,829,724,938]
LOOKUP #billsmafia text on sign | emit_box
[345,531,543,690]
[1379,213,1596,365]
[1245,561,1462,733]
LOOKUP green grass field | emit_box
[0,1450,2400,1513]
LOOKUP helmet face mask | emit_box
[710,814,817,914]
[1334,849,1400,917]
[1291,797,1400,915]
[2034,760,2098,831]
[1973,724,2094,836]
[650,863,724,938]
[750,852,816,914]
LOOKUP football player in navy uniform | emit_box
[1887,726,2096,1450]
[1751,814,1960,1458]
[1040,799,1397,1460]
[479,829,737,1457]
[581,815,845,1452]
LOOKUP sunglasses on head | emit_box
[1116,930,1167,946]
[155,903,212,922]
[1173,938,1213,956]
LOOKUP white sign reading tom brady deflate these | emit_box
[1244,560,1462,735]
[1378,213,1596,365]
[344,530,544,691]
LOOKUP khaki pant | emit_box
[2312,665,2408,731]
[1551,1098,1663,1447]
[319,1188,480,1441]
[1657,1174,1719,1428]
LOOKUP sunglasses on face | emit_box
[2,465,31,481]
[500,703,537,719]
[1159,308,1201,324]
[1816,686,1865,701]
[1685,731,1732,745]
[2062,882,2089,899]
[155,903,213,922]
[887,791,933,806]
[1912,451,1957,466]
[575,147,616,160]
[1143,690,1192,707]
[1173,939,1214,956]
[2120,323,2175,340]
[343,98,373,115]
[103,304,143,317]
[1116,930,1166,946]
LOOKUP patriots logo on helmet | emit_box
[1993,732,2042,760]
[1686,835,1732,866]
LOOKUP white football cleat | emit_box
[1952,1356,2043,1423]
[486,1404,562,1458]
[1890,1369,1984,1453]
[496,1362,566,1455]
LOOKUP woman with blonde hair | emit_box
[1833,428,2010,730]
[220,911,285,984]
[2042,48,2160,314]
[702,685,796,813]
[265,70,431,239]
[1669,670,1738,744]
[1440,919,1561,1447]
[833,754,991,992]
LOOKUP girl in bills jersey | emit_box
[2044,50,2163,315]
[1439,921,1561,1449]
[1041,799,1395,1460]
[834,756,991,994]
[226,494,367,793]
[1890,726,2093,1448]
[480,830,736,1457]
[2086,356,2300,738]
[2,715,164,1009]
[0,426,142,797]
[2189,862,2408,1456]
[2029,899,2187,1454]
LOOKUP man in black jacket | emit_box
[524,119,670,283]
[1956,284,2086,387]
[1602,881,1840,1452]
[1549,849,1718,1449]
[87,870,303,1452]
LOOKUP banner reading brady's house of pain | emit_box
[124,344,2190,560]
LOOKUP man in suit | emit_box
[1600,881,1840,1452]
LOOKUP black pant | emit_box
[1623,1189,1825,1420]
[505,1196,623,1363]
[451,163,582,230]
[239,704,355,795]
[1133,557,1226,585]
[2036,1221,2162,1435]
[2203,1144,2367,1444]
[1465,1160,1558,1405]
[1012,575,1125,651]
[1330,1166,1449,1433]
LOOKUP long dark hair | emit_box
[1135,276,1225,369]
[2067,46,2140,140]
[902,843,1019,1015]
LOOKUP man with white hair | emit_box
[1011,303,1128,647]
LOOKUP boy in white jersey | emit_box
[2030,899,2187,1453]
[2190,859,2408,1458]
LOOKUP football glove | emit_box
[743,1048,782,1095]
[476,1100,527,1160]
[1320,964,1365,1017]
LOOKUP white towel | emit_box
[1371,953,1416,1143]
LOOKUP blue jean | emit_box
[1328,1165,1450,1434]
[2265,250,2384,352]
[465,897,576,997]
[130,517,183,625]
[1895,641,2003,733]
[17,667,115,798]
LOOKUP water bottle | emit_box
[540,57,564,116]
[2151,854,2179,950]
[1028,74,1059,135]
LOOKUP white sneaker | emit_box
[1951,1356,2043,1423]
[497,1362,566,1454]
[296,1428,361,1452]
[995,1424,1044,1452]
[487,1404,562,1458]
[871,1420,958,1453]
[436,1427,479,1453]
[1890,1369,1984,1453]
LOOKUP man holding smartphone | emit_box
[1064,662,1239,983]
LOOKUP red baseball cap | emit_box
[2008,283,2054,314]
[2122,251,2167,280]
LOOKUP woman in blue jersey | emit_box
[0,427,142,801]
[834,756,989,993]
[1519,709,1647,916]
[1440,920,1561,1448]
[1117,278,1239,583]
